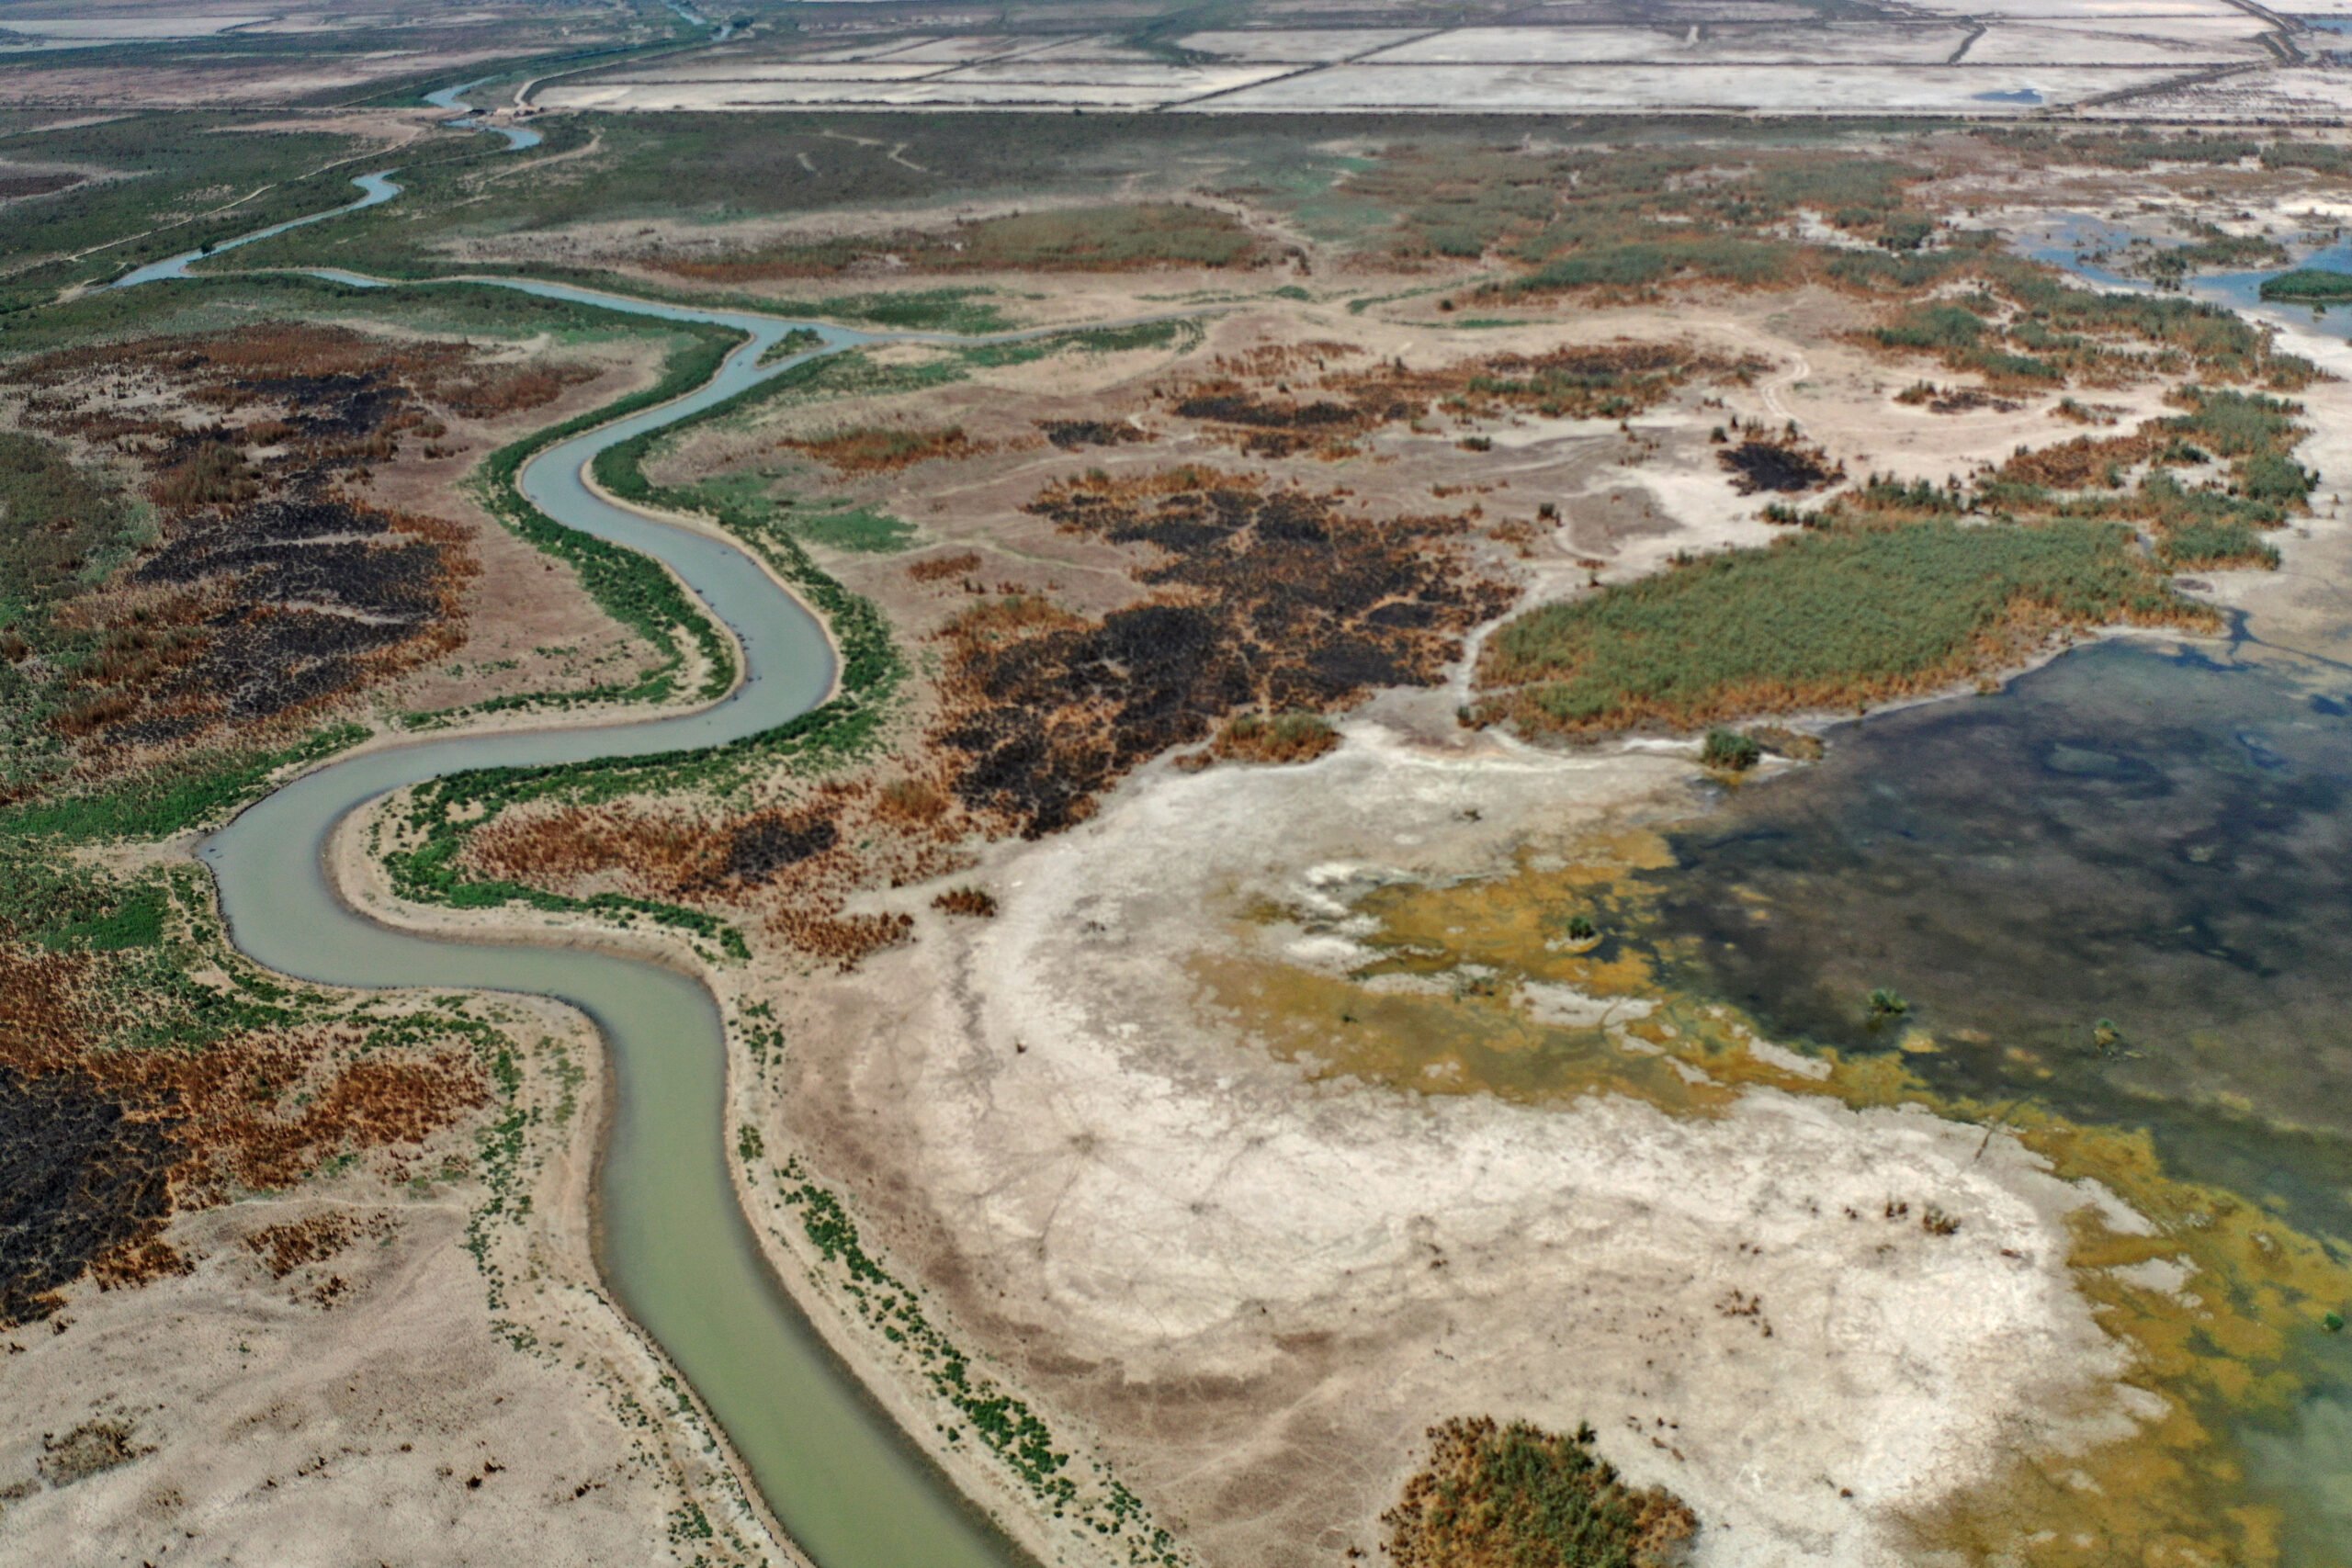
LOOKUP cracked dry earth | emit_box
[776,721,2153,1568]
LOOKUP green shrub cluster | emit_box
[1384,1416,1697,1568]
[2163,519,2279,570]
[1475,518,2195,735]
[2259,268,2352,304]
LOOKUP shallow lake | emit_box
[1636,630,2352,1553]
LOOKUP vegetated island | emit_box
[2258,267,2352,304]
[1471,388,2313,736]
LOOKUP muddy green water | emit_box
[164,266,1026,1566]
[196,304,1025,1566]
[1639,631,2352,1554]
[127,63,1192,1551]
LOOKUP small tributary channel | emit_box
[122,82,1032,1568]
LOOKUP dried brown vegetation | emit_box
[0,939,484,1327]
[781,423,992,475]
[242,1207,397,1279]
[1169,341,1766,459]
[1385,1416,1697,1568]
[906,550,984,584]
[0,171,82,203]
[479,451,1508,959]
[933,467,1505,836]
[459,777,965,967]
[932,886,997,918]
[1,324,589,783]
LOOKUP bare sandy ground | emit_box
[0,992,772,1567]
[760,721,2161,1567]
[367,333,676,717]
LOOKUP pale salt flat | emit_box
[2084,62,2352,118]
[1359,22,1973,65]
[594,62,954,84]
[887,68,1292,105]
[783,38,946,62]
[1512,0,1826,17]
[539,67,1295,112]
[1189,61,2200,114]
[1962,20,2276,62]
[944,62,1302,88]
[1005,36,1175,63]
[1898,0,2246,15]
[0,14,265,37]
[870,35,1067,64]
[1174,28,1437,62]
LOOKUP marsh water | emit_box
[1646,635,2352,1235]
[1638,643,2352,1551]
[1627,221,2352,1551]
[128,77,1030,1568]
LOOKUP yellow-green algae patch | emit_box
[1215,828,2352,1567]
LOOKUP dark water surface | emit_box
[1648,637,2352,1233]
[1637,632,2352,1551]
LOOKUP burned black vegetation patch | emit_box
[1720,437,1839,495]
[720,809,841,885]
[0,1064,176,1327]
[113,497,463,741]
[1036,419,1148,452]
[936,470,1505,836]
[0,325,561,782]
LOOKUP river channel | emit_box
[125,79,1029,1568]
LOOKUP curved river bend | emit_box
[123,98,1029,1568]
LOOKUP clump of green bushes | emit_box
[1701,729,1761,772]
[1384,1416,1697,1568]
[1473,518,2199,736]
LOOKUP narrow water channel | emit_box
[123,82,1031,1568]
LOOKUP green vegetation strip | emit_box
[440,317,746,723]
[2260,268,2352,305]
[773,1156,1179,1567]
[1476,519,2188,734]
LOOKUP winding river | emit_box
[124,76,1029,1568]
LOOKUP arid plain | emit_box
[6,4,2352,1567]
